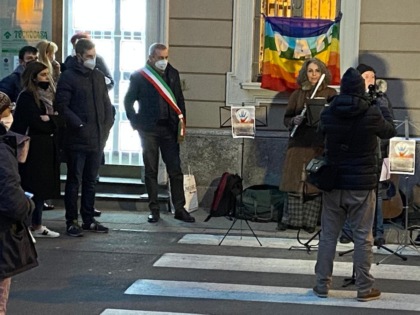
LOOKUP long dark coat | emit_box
[280,87,337,194]
[11,91,63,199]
[0,125,38,279]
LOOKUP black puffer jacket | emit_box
[124,63,186,134]
[0,125,38,279]
[55,56,114,152]
[320,94,396,190]
[0,65,24,102]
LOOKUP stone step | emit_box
[52,190,172,212]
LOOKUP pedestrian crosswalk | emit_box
[101,233,420,314]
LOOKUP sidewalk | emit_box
[42,207,420,247]
[41,207,300,239]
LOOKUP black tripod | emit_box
[338,230,356,287]
[339,187,407,263]
[219,136,262,246]
[289,228,321,253]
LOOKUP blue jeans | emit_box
[139,125,185,212]
[64,150,102,226]
[31,195,44,227]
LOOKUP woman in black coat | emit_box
[11,61,63,238]
[0,93,38,313]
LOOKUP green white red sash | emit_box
[140,64,185,142]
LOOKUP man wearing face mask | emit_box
[62,32,114,91]
[0,46,38,103]
[55,38,114,237]
[124,43,195,223]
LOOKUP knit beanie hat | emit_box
[357,63,376,75]
[340,67,365,95]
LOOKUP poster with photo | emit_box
[231,106,255,138]
[389,137,416,175]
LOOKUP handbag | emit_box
[306,115,362,192]
[184,166,198,213]
[306,156,338,192]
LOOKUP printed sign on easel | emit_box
[389,137,416,175]
[231,106,256,139]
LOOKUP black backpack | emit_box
[204,172,243,222]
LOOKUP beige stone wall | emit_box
[360,0,420,133]
[168,0,233,128]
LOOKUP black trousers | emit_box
[139,125,185,212]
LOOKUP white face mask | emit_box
[83,57,96,70]
[155,59,168,71]
[0,113,13,131]
[71,48,76,56]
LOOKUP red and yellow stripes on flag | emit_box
[261,14,341,92]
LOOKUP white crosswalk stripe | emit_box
[101,310,203,315]
[125,280,420,312]
[107,234,420,313]
[178,233,420,256]
[153,253,420,281]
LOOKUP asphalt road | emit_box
[6,209,420,315]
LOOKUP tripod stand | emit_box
[376,175,418,264]
[289,228,321,253]
[219,130,262,246]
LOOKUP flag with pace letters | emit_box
[261,13,341,92]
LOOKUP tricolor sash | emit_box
[139,64,185,142]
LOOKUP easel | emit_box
[376,118,420,264]
[219,104,262,246]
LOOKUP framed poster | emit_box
[389,137,416,175]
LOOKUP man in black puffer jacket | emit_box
[313,68,396,302]
[56,39,114,237]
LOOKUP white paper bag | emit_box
[380,157,390,182]
[184,170,198,213]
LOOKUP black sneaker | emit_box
[147,210,160,223]
[357,288,381,302]
[313,286,328,298]
[93,209,102,217]
[174,209,195,223]
[374,237,385,247]
[339,236,352,244]
[82,220,109,233]
[67,222,84,237]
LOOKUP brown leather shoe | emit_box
[174,209,195,223]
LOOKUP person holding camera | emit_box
[313,67,396,302]
[339,64,395,247]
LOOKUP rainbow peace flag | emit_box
[261,14,341,92]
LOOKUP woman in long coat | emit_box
[11,61,63,238]
[279,58,337,233]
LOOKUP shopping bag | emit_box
[184,168,198,213]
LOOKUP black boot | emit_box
[174,209,195,223]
